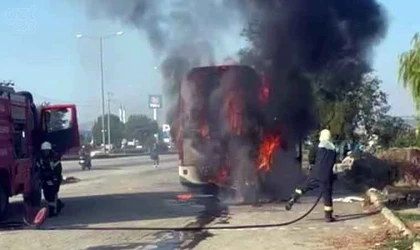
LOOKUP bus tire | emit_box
[0,184,9,220]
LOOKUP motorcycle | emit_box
[79,155,91,170]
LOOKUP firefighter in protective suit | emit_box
[37,141,64,217]
[285,129,337,222]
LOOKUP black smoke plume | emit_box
[83,0,387,201]
[84,0,245,125]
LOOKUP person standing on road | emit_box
[78,145,92,169]
[36,141,64,217]
[150,142,160,168]
[285,129,337,222]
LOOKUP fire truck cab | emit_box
[0,84,80,219]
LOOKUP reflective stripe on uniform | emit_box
[295,189,303,195]
[324,206,333,211]
[52,161,61,167]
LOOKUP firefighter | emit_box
[285,129,337,222]
[78,145,92,169]
[37,141,64,217]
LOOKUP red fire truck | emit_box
[0,83,80,219]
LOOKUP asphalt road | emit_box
[2,155,218,250]
[0,155,398,250]
[62,155,177,175]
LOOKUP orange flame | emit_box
[226,93,242,136]
[257,134,280,172]
[200,124,209,138]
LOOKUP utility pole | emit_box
[107,92,112,152]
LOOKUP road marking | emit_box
[142,245,158,250]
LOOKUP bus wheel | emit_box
[0,184,9,220]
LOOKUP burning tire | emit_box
[0,184,9,220]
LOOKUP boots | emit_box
[285,192,301,211]
[324,211,336,223]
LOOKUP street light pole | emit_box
[99,37,106,153]
[76,31,123,153]
[107,92,112,152]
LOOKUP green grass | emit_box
[380,236,415,250]
[397,212,420,222]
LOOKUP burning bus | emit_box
[174,65,302,200]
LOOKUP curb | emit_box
[413,241,420,250]
[366,188,414,237]
[366,188,418,248]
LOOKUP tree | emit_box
[399,33,420,113]
[318,72,389,141]
[375,115,415,148]
[91,114,125,146]
[79,133,92,145]
[124,115,158,148]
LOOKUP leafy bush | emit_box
[347,152,397,189]
[377,148,420,187]
[389,132,420,148]
[348,148,420,189]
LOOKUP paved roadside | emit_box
[194,181,398,250]
[1,156,203,250]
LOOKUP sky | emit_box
[0,0,418,128]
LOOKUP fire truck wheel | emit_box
[0,185,9,220]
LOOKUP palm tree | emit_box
[399,33,420,110]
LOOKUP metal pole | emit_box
[99,37,106,153]
[107,92,112,152]
[153,108,157,121]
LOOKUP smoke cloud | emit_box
[84,0,387,201]
[235,0,387,199]
[84,0,246,127]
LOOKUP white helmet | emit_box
[41,141,52,151]
[319,129,332,142]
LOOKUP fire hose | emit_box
[0,191,322,231]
